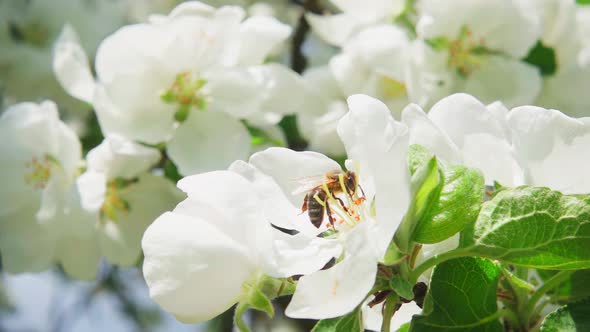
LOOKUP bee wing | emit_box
[290,175,327,195]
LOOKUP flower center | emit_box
[447,26,487,76]
[100,178,135,223]
[24,154,58,189]
[379,76,407,100]
[161,71,208,122]
[311,172,371,235]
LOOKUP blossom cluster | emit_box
[2,1,590,331]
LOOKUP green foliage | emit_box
[539,269,590,304]
[390,275,414,299]
[409,257,503,332]
[524,42,557,76]
[540,298,590,331]
[311,307,363,332]
[462,187,590,269]
[413,164,484,243]
[402,145,485,245]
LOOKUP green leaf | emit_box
[500,266,535,292]
[461,187,590,270]
[396,156,443,252]
[524,41,557,76]
[311,307,363,332]
[540,298,590,331]
[390,275,415,300]
[412,165,484,243]
[408,144,434,175]
[247,287,274,317]
[540,269,590,303]
[409,257,503,332]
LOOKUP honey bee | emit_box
[296,170,358,228]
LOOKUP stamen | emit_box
[24,154,58,189]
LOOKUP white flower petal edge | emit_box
[52,24,96,104]
[86,135,161,179]
[286,223,379,319]
[338,94,410,256]
[143,211,256,323]
[167,111,251,176]
[508,106,590,194]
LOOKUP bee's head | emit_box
[345,171,357,196]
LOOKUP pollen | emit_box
[448,26,486,76]
[160,71,208,119]
[24,154,56,190]
[100,179,132,223]
[331,280,339,296]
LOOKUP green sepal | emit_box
[311,306,363,332]
[390,275,414,300]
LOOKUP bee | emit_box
[296,170,358,228]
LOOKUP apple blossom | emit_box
[53,1,304,175]
[0,100,100,279]
[415,0,542,107]
[141,169,340,323]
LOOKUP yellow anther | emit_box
[24,154,57,189]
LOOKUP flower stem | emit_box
[381,294,400,332]
[525,270,573,321]
[409,248,470,283]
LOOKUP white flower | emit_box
[54,1,304,175]
[306,0,405,46]
[283,95,411,319]
[402,93,523,186]
[142,170,339,323]
[415,0,542,107]
[298,66,347,156]
[507,105,590,194]
[0,100,100,279]
[77,135,182,267]
[402,93,590,194]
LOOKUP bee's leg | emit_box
[324,200,336,229]
[300,193,308,215]
[334,197,350,213]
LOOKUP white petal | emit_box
[305,13,361,46]
[76,170,107,212]
[57,231,100,280]
[461,56,542,108]
[417,0,540,57]
[286,224,378,319]
[329,53,373,97]
[99,174,182,267]
[343,25,409,81]
[252,64,305,115]
[536,65,590,117]
[86,135,161,179]
[142,211,256,323]
[52,24,95,103]
[263,230,342,277]
[167,111,250,176]
[401,103,461,164]
[428,93,523,186]
[236,16,291,65]
[0,207,56,273]
[94,85,176,145]
[331,0,404,22]
[338,95,410,256]
[248,147,342,207]
[176,170,266,250]
[508,106,590,194]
